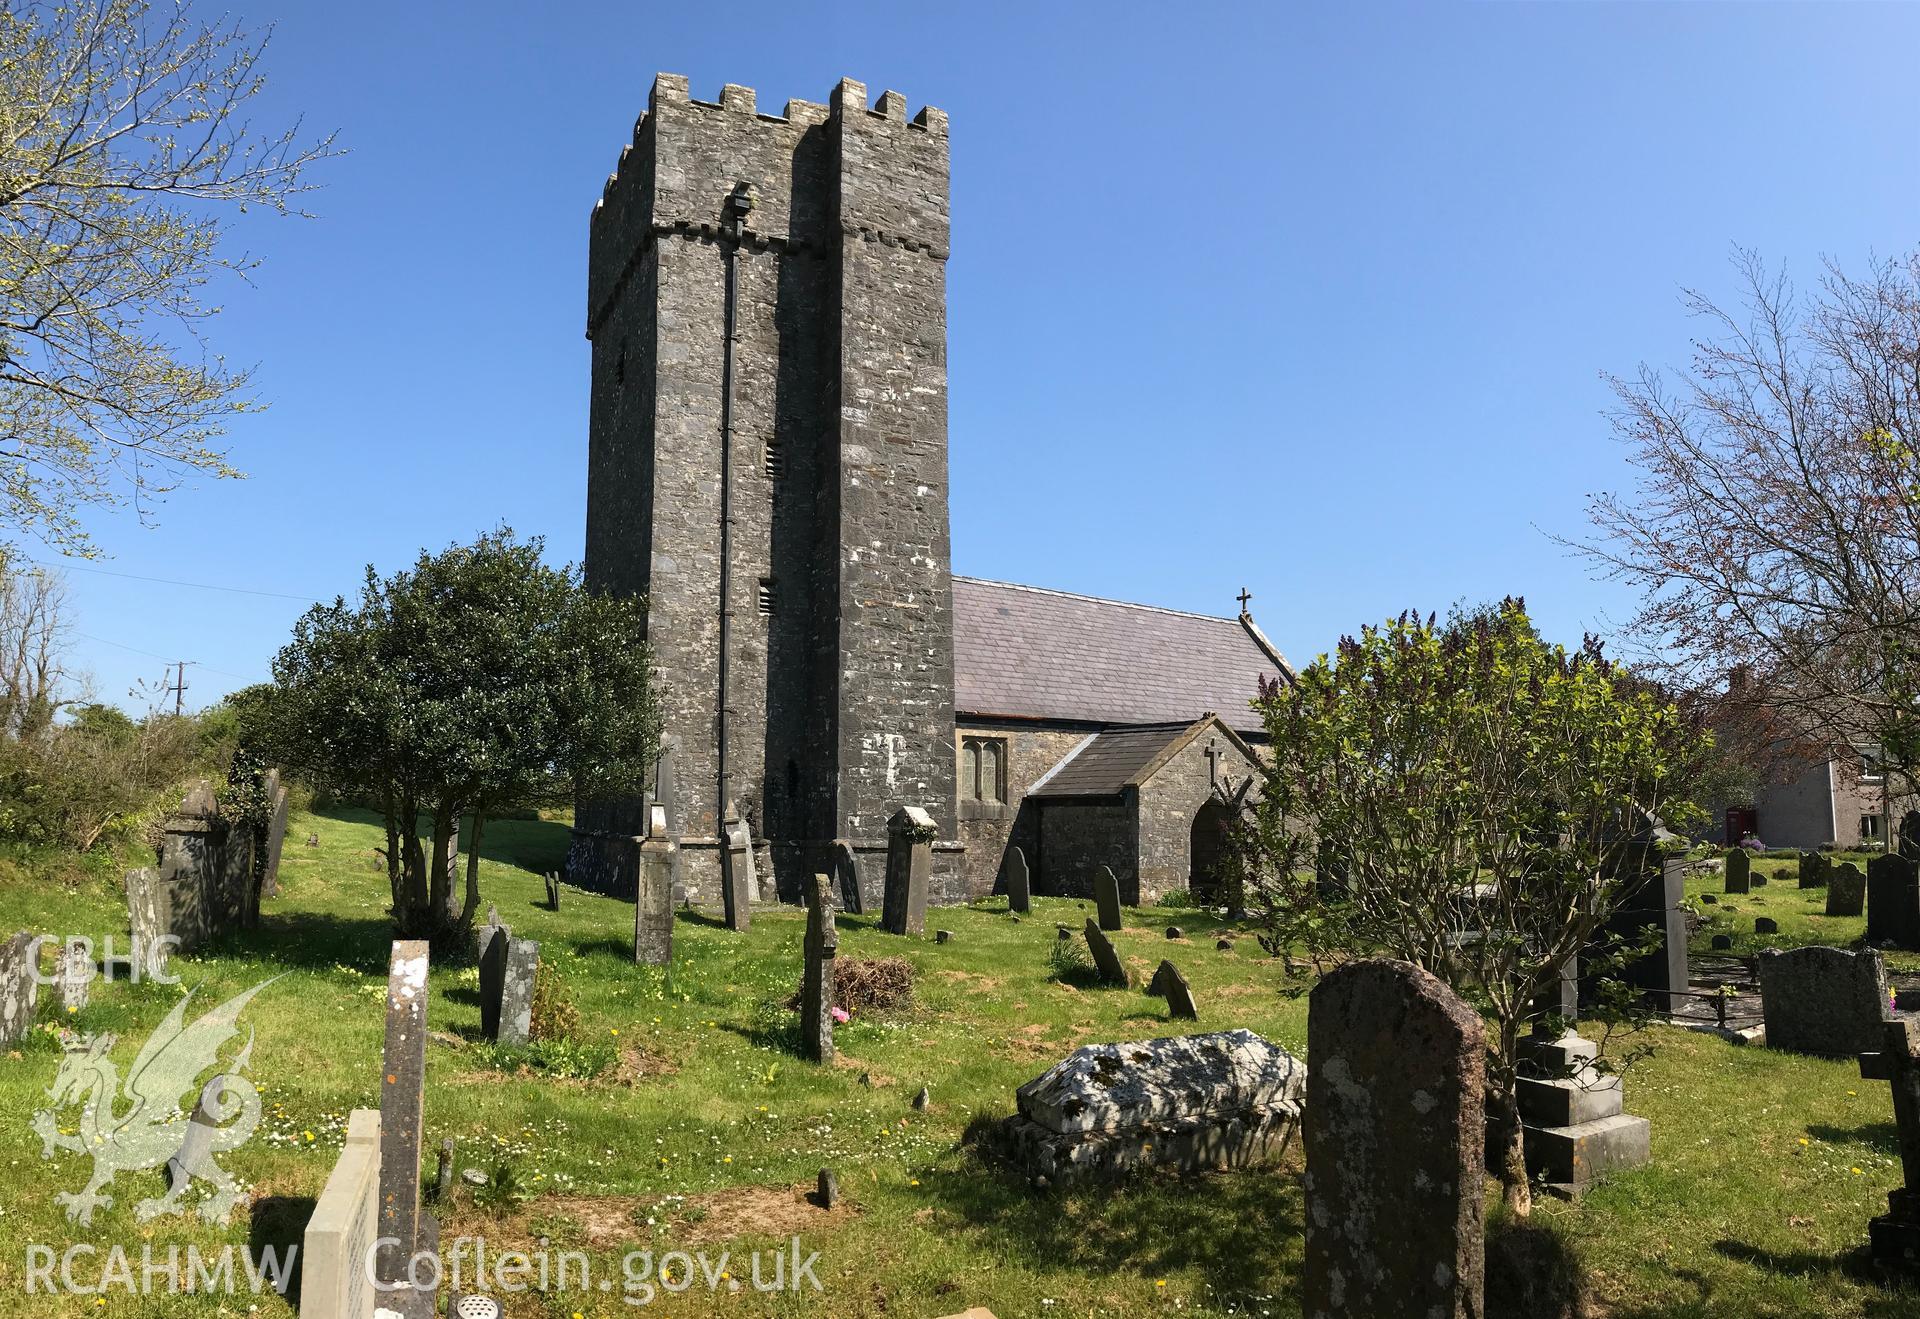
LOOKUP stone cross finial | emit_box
[1236,587,1252,615]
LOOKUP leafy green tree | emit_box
[1238,598,1708,1216]
[265,530,660,943]
[0,1,333,552]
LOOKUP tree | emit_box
[1577,249,1920,836]
[0,1,334,553]
[1237,599,1708,1217]
[0,560,70,734]
[265,530,660,944]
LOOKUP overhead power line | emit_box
[26,559,320,602]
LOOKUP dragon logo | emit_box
[32,978,279,1226]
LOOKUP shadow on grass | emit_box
[308,805,573,875]
[923,1153,1306,1311]
[215,911,397,974]
[250,1195,314,1307]
[1807,1122,1901,1153]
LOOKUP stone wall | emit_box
[1038,798,1135,900]
[1134,730,1258,904]
[577,74,956,905]
[953,722,1089,900]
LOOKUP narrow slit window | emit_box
[763,440,785,479]
[757,578,776,616]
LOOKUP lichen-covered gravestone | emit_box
[882,806,934,937]
[634,813,676,967]
[59,937,90,1014]
[1725,848,1752,894]
[1002,1028,1303,1185]
[1757,947,1889,1057]
[1004,845,1030,914]
[1830,863,1867,918]
[721,806,755,932]
[491,939,539,1048]
[801,874,838,1064]
[1094,866,1123,931]
[1869,855,1920,950]
[1083,919,1131,987]
[0,931,38,1046]
[1304,958,1485,1319]
[378,941,436,1318]
[1147,959,1198,1021]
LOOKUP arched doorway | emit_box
[1189,799,1233,904]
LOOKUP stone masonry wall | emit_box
[1135,731,1260,904]
[1039,798,1136,900]
[953,722,1091,900]
[575,76,956,904]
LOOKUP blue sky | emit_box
[54,1,1920,710]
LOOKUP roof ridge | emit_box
[953,575,1239,625]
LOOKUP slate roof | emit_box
[952,577,1287,733]
[1028,715,1262,799]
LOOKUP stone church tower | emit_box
[570,74,958,903]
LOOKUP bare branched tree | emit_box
[0,0,335,552]
[0,560,69,734]
[1576,249,1920,829]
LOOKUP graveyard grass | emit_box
[0,814,1912,1317]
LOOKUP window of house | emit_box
[1862,748,1885,783]
[1864,813,1883,840]
[960,736,1007,804]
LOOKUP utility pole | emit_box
[165,661,188,717]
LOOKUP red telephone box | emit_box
[1724,806,1758,845]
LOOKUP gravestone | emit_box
[1304,959,1485,1319]
[544,872,561,911]
[259,775,290,902]
[59,937,90,1014]
[1857,1018,1920,1274]
[832,838,864,915]
[1868,854,1920,950]
[0,931,37,1046]
[1147,959,1198,1020]
[491,938,539,1048]
[299,1108,381,1319]
[1756,916,1779,934]
[801,874,838,1064]
[882,805,934,937]
[720,806,755,932]
[1004,846,1030,914]
[1711,934,1733,951]
[1003,1028,1303,1185]
[634,813,676,967]
[1800,850,1827,890]
[1596,853,1689,1014]
[1757,947,1889,1057]
[1830,863,1867,918]
[472,903,505,960]
[1094,866,1123,931]
[477,922,510,1033]
[377,941,434,1316]
[1083,919,1131,987]
[1725,848,1752,894]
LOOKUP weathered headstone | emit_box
[1758,946,1889,1057]
[881,805,934,937]
[0,931,37,1045]
[544,872,561,911]
[801,874,837,1064]
[477,920,510,1031]
[832,838,864,915]
[720,806,755,932]
[1004,1028,1303,1185]
[1304,959,1485,1319]
[1799,850,1827,890]
[1857,1018,1920,1274]
[377,941,432,1314]
[59,937,90,1014]
[300,1108,381,1319]
[1725,848,1752,894]
[816,1167,839,1209]
[1094,866,1123,931]
[1755,916,1779,935]
[259,775,290,902]
[492,938,539,1048]
[433,1138,455,1203]
[1869,854,1920,950]
[1083,919,1130,987]
[1830,862,1868,918]
[634,816,676,967]
[1711,934,1734,951]
[1147,959,1198,1020]
[1004,845,1030,914]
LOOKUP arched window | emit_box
[959,736,1008,805]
